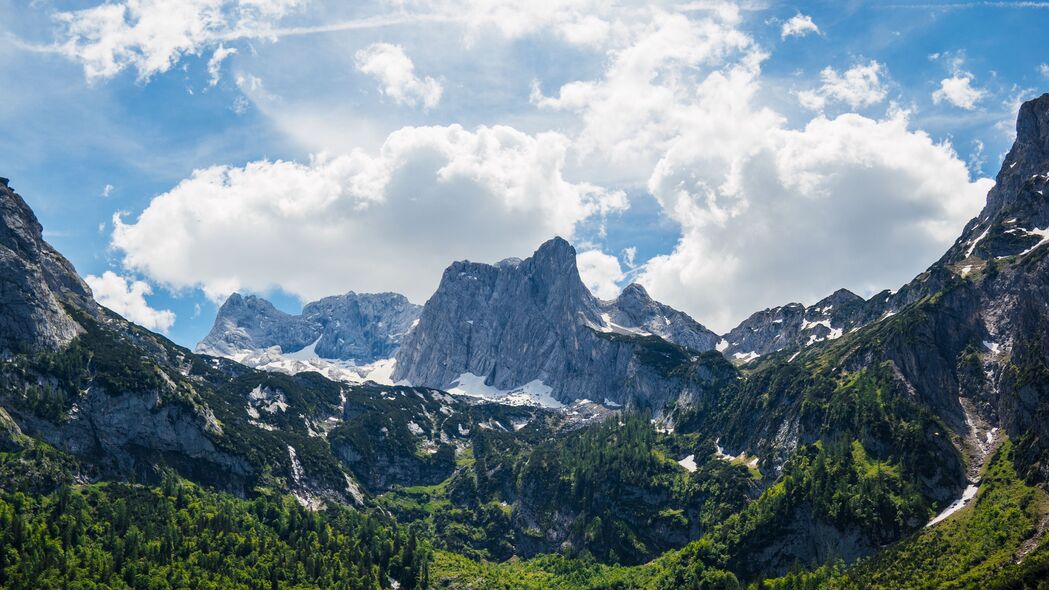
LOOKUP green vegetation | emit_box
[0,476,429,590]
[832,439,1049,589]
[379,412,755,566]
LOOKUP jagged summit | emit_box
[941,93,1049,266]
[392,237,720,405]
[606,282,720,353]
[197,289,421,363]
[0,179,96,353]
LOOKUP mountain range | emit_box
[2,94,1049,589]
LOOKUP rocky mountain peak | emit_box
[0,179,96,353]
[1011,93,1049,168]
[519,236,586,293]
[198,290,420,364]
[393,237,721,405]
[815,288,864,309]
[619,282,652,302]
[989,92,1049,211]
[605,283,720,353]
[940,93,1049,265]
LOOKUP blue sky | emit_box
[1,0,1047,347]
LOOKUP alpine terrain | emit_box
[3,94,1049,590]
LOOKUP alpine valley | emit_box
[4,95,1049,590]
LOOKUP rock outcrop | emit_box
[0,179,97,353]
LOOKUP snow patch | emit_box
[1012,227,1049,258]
[448,373,562,408]
[965,225,991,258]
[593,313,654,337]
[284,336,322,361]
[288,445,304,484]
[927,485,979,527]
[678,454,697,473]
[801,318,832,331]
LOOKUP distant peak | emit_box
[1015,92,1049,153]
[818,288,864,306]
[620,283,651,299]
[526,237,579,276]
[534,236,575,257]
[995,92,1049,190]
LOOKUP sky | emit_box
[1,0,1047,348]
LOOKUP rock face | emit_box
[0,179,97,353]
[393,237,720,405]
[198,291,421,363]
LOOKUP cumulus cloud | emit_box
[797,61,888,111]
[111,125,626,303]
[1040,63,1049,78]
[88,1,994,335]
[932,72,986,110]
[577,250,625,299]
[780,13,819,39]
[526,8,988,330]
[52,0,302,81]
[85,271,176,332]
[354,43,443,109]
[641,108,991,331]
[532,8,756,178]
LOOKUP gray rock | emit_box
[603,283,720,353]
[0,182,97,353]
[721,288,867,358]
[393,237,720,406]
[197,291,421,363]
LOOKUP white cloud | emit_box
[1039,63,1049,78]
[532,8,757,179]
[401,0,618,46]
[111,125,626,303]
[85,271,176,332]
[79,1,994,335]
[207,44,237,86]
[797,61,888,111]
[354,43,443,109]
[641,107,992,331]
[101,183,114,197]
[622,246,637,269]
[781,13,819,39]
[53,0,302,81]
[932,72,986,110]
[577,250,624,299]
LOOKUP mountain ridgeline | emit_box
[2,94,1049,589]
